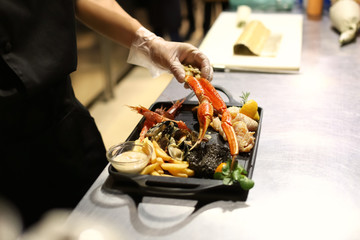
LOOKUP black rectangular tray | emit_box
[102,86,262,202]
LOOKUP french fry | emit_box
[151,171,160,176]
[156,168,164,174]
[143,137,156,161]
[160,173,174,177]
[171,172,188,178]
[140,163,159,175]
[151,158,157,164]
[152,141,172,161]
[168,159,186,164]
[167,168,182,177]
[161,163,189,171]
[167,168,188,177]
[156,157,164,164]
[155,164,164,174]
[134,137,156,162]
[136,139,195,179]
[183,168,195,177]
[133,139,144,152]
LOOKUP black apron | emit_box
[0,0,107,228]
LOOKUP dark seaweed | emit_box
[187,143,231,178]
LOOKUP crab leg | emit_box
[197,78,239,156]
[134,100,185,141]
[129,105,190,132]
[163,98,185,119]
[185,76,239,167]
[138,119,155,141]
[185,76,214,149]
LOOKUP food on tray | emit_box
[131,65,240,168]
[129,99,185,141]
[184,65,239,169]
[187,144,231,179]
[145,121,197,161]
[122,66,260,189]
[239,92,260,121]
[233,121,255,152]
[139,139,195,178]
[228,106,258,131]
[127,103,259,188]
[214,160,254,190]
[211,106,257,153]
[209,92,259,152]
[130,104,190,132]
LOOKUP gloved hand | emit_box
[127,27,213,84]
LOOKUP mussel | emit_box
[145,121,197,161]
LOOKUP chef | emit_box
[0,0,213,228]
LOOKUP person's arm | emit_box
[75,0,141,48]
[75,0,213,82]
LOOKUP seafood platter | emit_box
[102,66,262,202]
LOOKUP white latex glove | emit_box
[127,27,213,83]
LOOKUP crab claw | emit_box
[220,110,239,169]
[190,98,213,150]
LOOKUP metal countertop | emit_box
[69,13,360,240]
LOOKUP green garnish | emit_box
[240,91,250,105]
[213,159,254,190]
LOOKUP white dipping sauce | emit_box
[111,151,149,174]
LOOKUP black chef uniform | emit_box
[0,0,107,228]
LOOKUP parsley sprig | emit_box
[214,159,255,190]
[240,91,250,105]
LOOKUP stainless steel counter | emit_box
[69,14,360,240]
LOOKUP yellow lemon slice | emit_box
[240,99,258,119]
